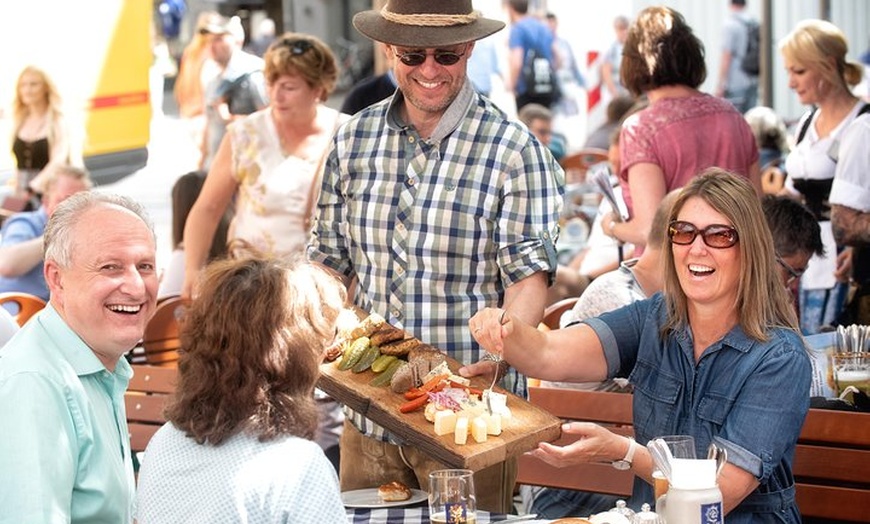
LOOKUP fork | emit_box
[482,309,508,414]
[482,352,502,415]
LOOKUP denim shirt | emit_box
[584,293,811,523]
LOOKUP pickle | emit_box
[338,336,370,371]
[370,359,405,387]
[352,344,381,373]
[371,354,398,373]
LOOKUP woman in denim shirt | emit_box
[469,170,811,522]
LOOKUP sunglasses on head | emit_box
[393,49,466,67]
[281,38,313,55]
[668,221,739,249]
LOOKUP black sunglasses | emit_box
[394,49,466,67]
[776,255,805,285]
[281,38,313,55]
[668,221,739,249]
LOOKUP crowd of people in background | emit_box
[1,0,869,522]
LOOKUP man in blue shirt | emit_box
[0,192,159,523]
[506,0,557,110]
[0,165,91,302]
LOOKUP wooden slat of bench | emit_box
[124,393,168,424]
[528,387,633,425]
[128,423,161,452]
[794,444,870,484]
[800,409,870,448]
[128,364,176,393]
[795,483,870,522]
[517,454,634,496]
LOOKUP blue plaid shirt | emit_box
[309,81,563,441]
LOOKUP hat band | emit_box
[380,6,481,27]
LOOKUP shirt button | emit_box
[396,266,405,275]
[396,223,406,232]
[408,136,415,144]
[392,307,401,318]
[543,232,550,240]
[408,178,416,186]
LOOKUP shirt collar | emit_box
[385,79,476,143]
[37,304,133,380]
[676,320,757,355]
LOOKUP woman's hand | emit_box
[600,211,619,239]
[527,422,624,468]
[468,307,512,355]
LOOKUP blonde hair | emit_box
[11,66,64,151]
[661,169,799,341]
[779,19,864,91]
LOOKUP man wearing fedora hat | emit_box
[308,0,564,514]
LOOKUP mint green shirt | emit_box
[0,304,134,523]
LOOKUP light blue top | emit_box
[136,425,346,524]
[0,304,134,524]
[0,207,49,300]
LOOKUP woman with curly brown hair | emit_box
[136,256,347,523]
[601,6,760,255]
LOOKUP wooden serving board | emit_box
[318,355,562,471]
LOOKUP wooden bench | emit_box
[517,387,870,522]
[125,364,177,462]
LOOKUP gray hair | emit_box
[44,192,155,267]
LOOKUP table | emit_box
[346,507,529,523]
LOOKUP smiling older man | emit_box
[0,192,158,524]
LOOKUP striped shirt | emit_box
[309,81,563,441]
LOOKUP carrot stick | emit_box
[403,373,450,400]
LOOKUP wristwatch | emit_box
[611,437,638,470]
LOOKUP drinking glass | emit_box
[428,469,476,524]
[832,352,870,397]
[649,434,696,499]
[658,434,696,460]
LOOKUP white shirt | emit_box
[136,425,346,524]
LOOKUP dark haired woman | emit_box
[602,6,760,255]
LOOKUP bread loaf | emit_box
[370,325,406,347]
[379,337,420,356]
[378,481,412,502]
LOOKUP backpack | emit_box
[522,47,560,101]
[740,18,761,76]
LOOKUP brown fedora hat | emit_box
[353,0,505,48]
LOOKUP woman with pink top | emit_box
[601,6,760,253]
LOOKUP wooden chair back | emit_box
[125,364,177,454]
[539,298,579,331]
[142,295,185,367]
[560,148,609,184]
[0,291,47,326]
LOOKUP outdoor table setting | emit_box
[345,506,542,524]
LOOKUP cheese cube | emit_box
[471,416,488,443]
[484,413,502,436]
[454,417,469,445]
[433,410,457,436]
